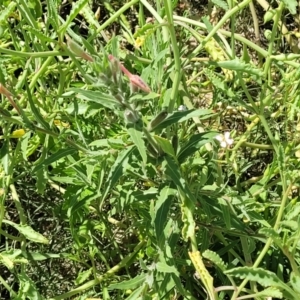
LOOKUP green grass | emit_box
[1,0,300,299]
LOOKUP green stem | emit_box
[0,47,62,57]
[95,0,139,35]
[263,2,284,79]
[242,142,273,150]
[163,0,181,112]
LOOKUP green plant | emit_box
[1,0,300,299]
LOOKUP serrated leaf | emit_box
[23,25,55,43]
[0,140,9,174]
[203,250,227,271]
[108,274,147,290]
[252,287,283,298]
[189,251,215,299]
[177,132,217,163]
[0,2,16,25]
[218,198,231,229]
[215,59,263,77]
[282,0,297,14]
[32,148,77,173]
[211,0,228,10]
[0,253,14,269]
[286,202,300,220]
[127,125,147,164]
[18,272,43,299]
[124,285,144,300]
[165,156,195,240]
[280,220,298,231]
[259,228,283,248]
[72,88,121,110]
[59,0,89,34]
[75,268,92,285]
[153,135,175,157]
[100,145,135,208]
[3,220,49,244]
[47,0,59,30]
[153,187,176,244]
[26,82,51,130]
[156,262,179,276]
[149,109,214,132]
[290,272,300,294]
[225,267,287,289]
[28,0,42,18]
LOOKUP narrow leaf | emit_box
[290,272,300,294]
[218,198,231,229]
[72,88,121,110]
[149,109,214,132]
[282,0,297,14]
[3,220,49,244]
[100,145,135,208]
[59,0,89,34]
[127,124,147,164]
[153,135,175,157]
[156,262,179,276]
[225,267,287,289]
[0,3,17,24]
[215,59,263,77]
[203,250,227,271]
[211,0,228,10]
[32,148,77,173]
[259,228,283,248]
[108,274,147,290]
[177,132,217,163]
[26,82,51,130]
[47,0,59,28]
[153,187,176,244]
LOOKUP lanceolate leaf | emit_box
[290,272,300,294]
[72,88,122,110]
[164,156,195,202]
[203,250,227,271]
[3,220,49,244]
[26,82,51,130]
[108,274,147,290]
[259,228,283,248]
[32,148,77,173]
[153,136,175,157]
[59,0,88,34]
[215,59,263,77]
[149,109,214,132]
[156,262,179,276]
[100,145,135,209]
[281,0,297,15]
[0,3,17,25]
[211,0,228,10]
[177,132,217,163]
[127,124,147,164]
[218,198,231,230]
[225,267,297,297]
[154,187,176,244]
[165,156,195,240]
